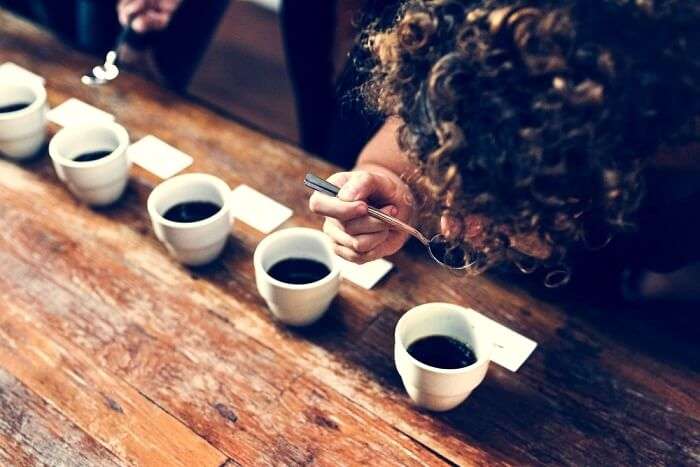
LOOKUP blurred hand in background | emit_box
[117,0,183,33]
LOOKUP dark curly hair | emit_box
[362,0,700,283]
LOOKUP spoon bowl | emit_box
[427,234,474,270]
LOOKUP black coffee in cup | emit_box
[267,258,330,284]
[163,201,222,223]
[0,102,32,113]
[73,150,113,162]
[407,335,477,369]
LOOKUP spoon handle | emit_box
[304,173,340,197]
[365,206,430,246]
[304,173,430,246]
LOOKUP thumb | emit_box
[337,172,397,204]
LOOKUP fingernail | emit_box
[388,206,398,216]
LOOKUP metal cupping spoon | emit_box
[304,173,474,270]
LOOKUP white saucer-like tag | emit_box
[229,184,293,233]
[128,135,193,179]
[47,98,114,127]
[472,312,537,372]
[335,255,393,290]
[0,62,45,86]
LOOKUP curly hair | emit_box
[361,0,700,282]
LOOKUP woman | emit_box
[309,0,700,297]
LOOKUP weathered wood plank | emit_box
[0,233,445,467]
[0,308,228,467]
[0,367,123,467]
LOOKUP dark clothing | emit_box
[281,0,401,168]
[280,0,337,159]
[569,167,700,293]
[281,0,400,167]
[1,0,120,52]
[150,0,230,91]
[612,168,700,273]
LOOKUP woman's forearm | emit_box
[355,118,412,176]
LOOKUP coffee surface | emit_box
[163,201,221,223]
[267,258,330,284]
[407,335,477,369]
[73,150,113,162]
[428,237,467,268]
[0,102,31,113]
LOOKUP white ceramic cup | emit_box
[48,122,130,206]
[395,303,492,411]
[148,173,233,266]
[0,79,48,159]
[254,227,340,326]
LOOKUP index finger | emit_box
[309,191,367,221]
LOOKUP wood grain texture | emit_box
[0,368,124,467]
[0,304,228,467]
[0,8,698,467]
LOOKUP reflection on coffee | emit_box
[0,102,31,113]
[267,258,330,284]
[73,150,113,162]
[163,201,222,223]
[407,335,477,369]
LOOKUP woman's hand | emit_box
[117,0,182,33]
[309,170,415,263]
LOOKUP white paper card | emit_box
[128,135,193,179]
[336,256,394,290]
[472,312,537,372]
[47,98,114,127]
[230,184,293,233]
[0,62,45,86]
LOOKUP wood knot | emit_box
[214,402,238,424]
[102,394,124,413]
[306,407,339,431]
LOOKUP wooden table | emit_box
[0,9,698,467]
